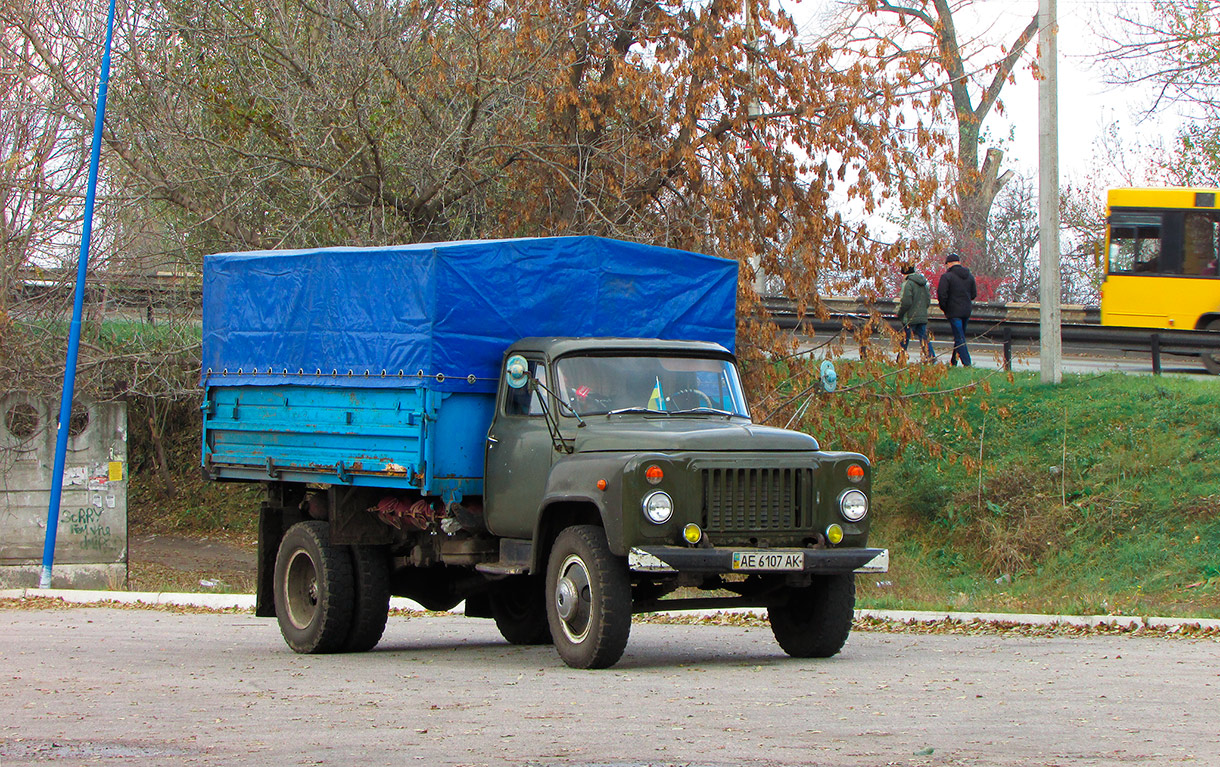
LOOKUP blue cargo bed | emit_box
[203,385,493,501]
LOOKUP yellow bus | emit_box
[1101,187,1220,373]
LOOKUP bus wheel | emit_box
[1202,319,1220,375]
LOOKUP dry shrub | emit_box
[957,463,1077,577]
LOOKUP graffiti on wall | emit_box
[0,396,127,571]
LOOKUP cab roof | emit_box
[507,337,734,360]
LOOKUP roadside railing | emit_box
[761,297,1220,374]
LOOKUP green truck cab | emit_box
[479,336,886,667]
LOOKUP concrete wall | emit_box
[0,396,127,589]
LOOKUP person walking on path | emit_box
[896,263,934,361]
[936,252,977,366]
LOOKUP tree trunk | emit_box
[148,415,177,499]
[956,147,1013,261]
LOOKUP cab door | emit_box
[483,355,557,539]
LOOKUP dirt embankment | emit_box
[126,534,256,594]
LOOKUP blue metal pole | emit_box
[40,0,118,589]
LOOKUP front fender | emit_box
[537,454,628,556]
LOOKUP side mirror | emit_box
[505,355,529,389]
[820,360,838,393]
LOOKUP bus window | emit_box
[1108,212,1163,274]
[1183,211,1220,276]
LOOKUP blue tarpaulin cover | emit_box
[202,236,738,392]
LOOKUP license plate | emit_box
[731,550,804,571]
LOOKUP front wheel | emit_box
[545,525,632,669]
[274,521,355,654]
[768,573,856,658]
[1201,318,1220,375]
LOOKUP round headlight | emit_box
[642,491,674,524]
[839,489,868,522]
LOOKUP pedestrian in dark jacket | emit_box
[896,263,934,361]
[936,252,977,366]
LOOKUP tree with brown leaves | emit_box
[4,0,990,467]
[827,0,1040,266]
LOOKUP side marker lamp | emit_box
[645,465,664,485]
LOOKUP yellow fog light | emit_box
[682,523,703,545]
[825,524,844,545]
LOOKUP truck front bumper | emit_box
[628,546,889,575]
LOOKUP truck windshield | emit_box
[553,355,750,418]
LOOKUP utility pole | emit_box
[744,0,768,297]
[1038,0,1062,383]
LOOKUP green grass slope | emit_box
[861,370,1220,618]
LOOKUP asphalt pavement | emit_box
[2,594,1219,767]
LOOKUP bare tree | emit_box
[1057,182,1105,305]
[825,0,1040,264]
[984,173,1040,302]
[1098,0,1220,184]
[3,0,991,470]
[0,0,98,321]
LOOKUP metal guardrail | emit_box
[804,296,1101,326]
[761,296,1220,373]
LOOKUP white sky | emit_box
[997,0,1181,184]
[789,0,1185,190]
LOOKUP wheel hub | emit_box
[556,576,578,621]
[554,554,593,643]
[284,549,320,630]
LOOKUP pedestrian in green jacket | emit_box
[896,263,934,361]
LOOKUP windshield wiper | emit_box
[667,407,736,416]
[606,406,668,416]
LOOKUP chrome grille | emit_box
[701,467,813,532]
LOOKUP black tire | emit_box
[273,521,355,654]
[545,525,632,669]
[1202,319,1220,375]
[343,545,391,652]
[490,575,552,645]
[768,573,856,659]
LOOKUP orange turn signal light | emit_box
[597,479,607,490]
[847,464,865,483]
[645,465,664,485]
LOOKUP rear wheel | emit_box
[1201,318,1220,375]
[274,521,354,654]
[768,573,856,658]
[343,544,391,652]
[490,575,551,645]
[545,525,631,669]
